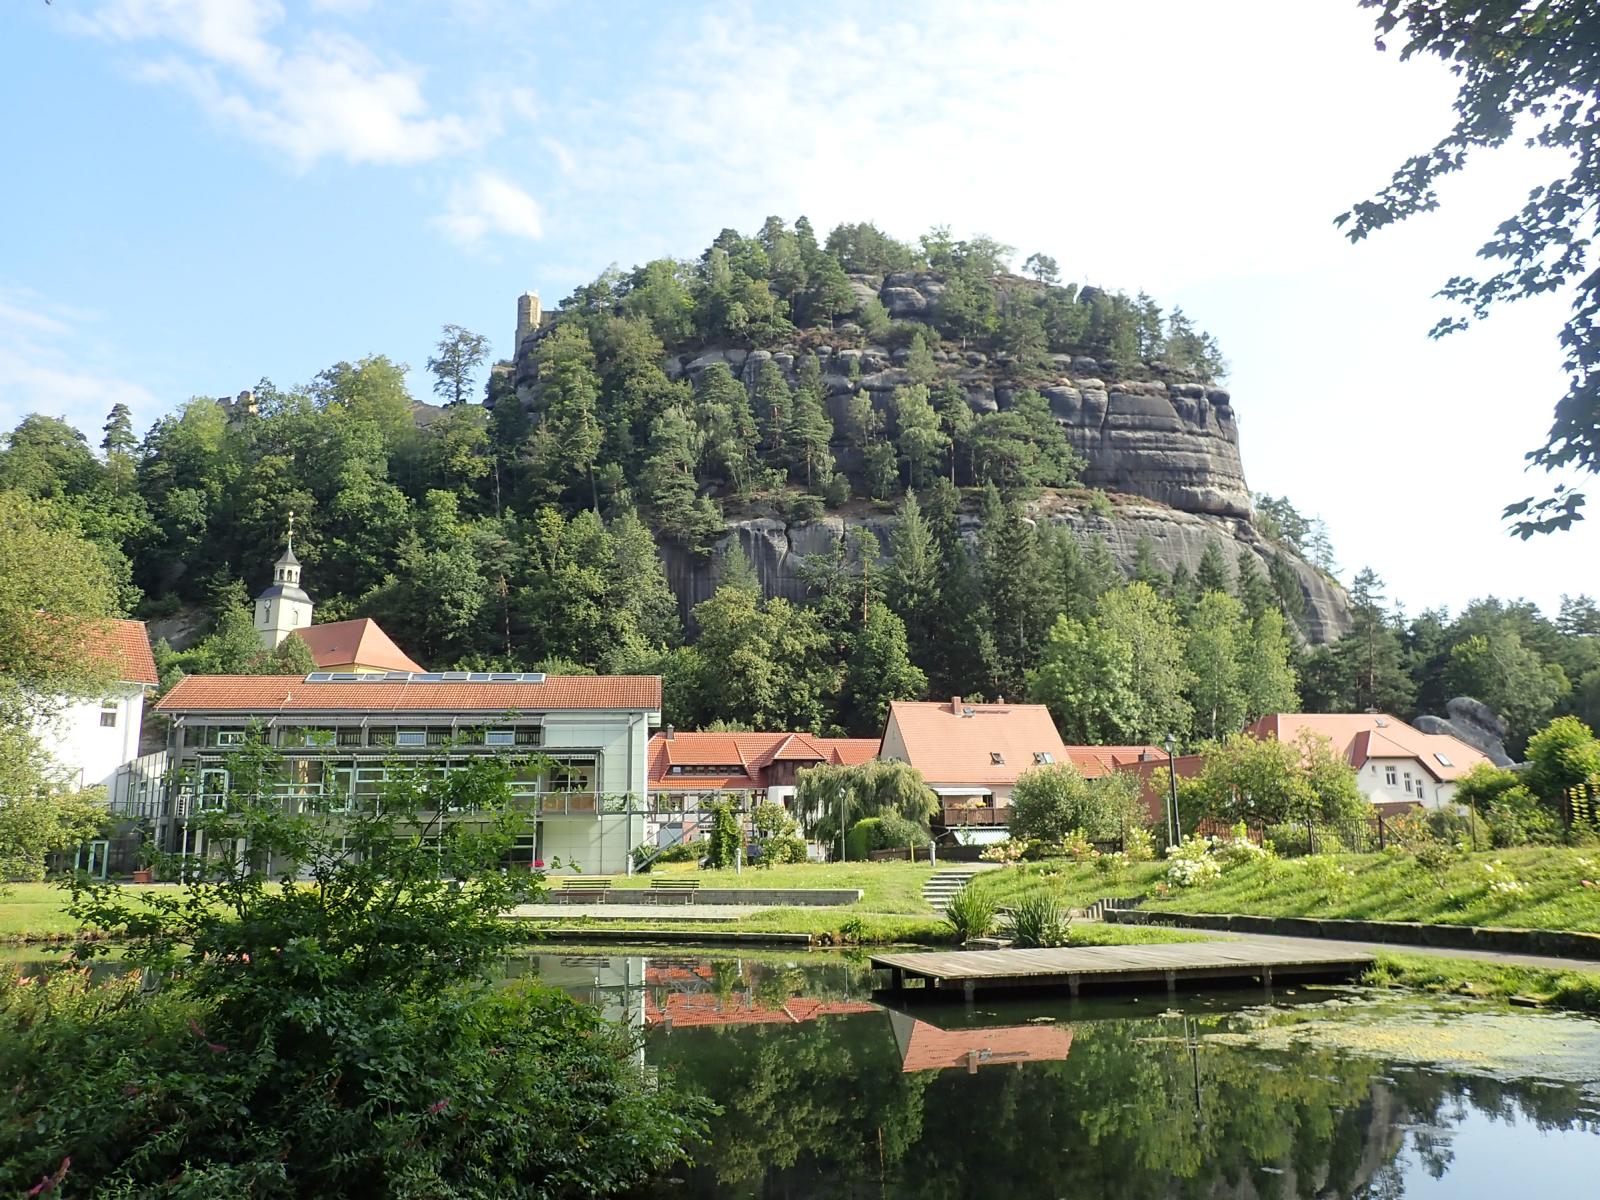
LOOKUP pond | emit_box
[512,946,1600,1199]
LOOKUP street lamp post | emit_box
[1164,733,1182,846]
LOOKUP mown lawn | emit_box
[580,861,942,915]
[965,846,1600,933]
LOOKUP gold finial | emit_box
[287,509,296,545]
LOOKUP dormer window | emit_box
[1034,752,1053,764]
[990,752,1005,765]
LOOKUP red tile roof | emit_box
[82,618,159,686]
[1249,714,1489,783]
[1064,744,1166,778]
[647,731,880,791]
[155,674,662,713]
[883,700,1067,788]
[294,618,423,673]
[893,1015,1074,1073]
[644,991,877,1029]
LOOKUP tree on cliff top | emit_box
[1339,0,1600,536]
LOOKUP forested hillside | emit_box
[1,217,1596,748]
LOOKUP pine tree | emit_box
[426,324,491,406]
[842,602,927,735]
[694,363,759,494]
[933,382,973,484]
[894,384,948,491]
[1196,541,1231,594]
[1132,536,1167,590]
[1234,551,1275,622]
[537,324,605,510]
[787,355,835,488]
[904,331,937,388]
[1267,553,1306,629]
[888,490,940,668]
[752,359,792,460]
[980,492,1049,697]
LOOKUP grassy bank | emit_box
[1368,952,1600,1015]
[600,861,940,913]
[967,846,1600,933]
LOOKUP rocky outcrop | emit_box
[660,498,1352,645]
[510,272,1347,641]
[1415,697,1515,766]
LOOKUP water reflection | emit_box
[505,948,1600,1199]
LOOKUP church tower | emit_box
[254,514,314,651]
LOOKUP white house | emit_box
[31,617,159,795]
[151,671,662,876]
[1247,713,1490,809]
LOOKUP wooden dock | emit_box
[870,941,1373,997]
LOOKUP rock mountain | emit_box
[509,270,1352,643]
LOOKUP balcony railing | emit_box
[941,805,1009,827]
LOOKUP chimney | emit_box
[951,696,962,713]
[665,724,675,740]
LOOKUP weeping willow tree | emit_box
[793,761,938,856]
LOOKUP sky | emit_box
[2,0,1595,619]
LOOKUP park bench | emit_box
[650,878,701,905]
[560,877,613,904]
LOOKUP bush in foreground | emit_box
[2,740,710,1197]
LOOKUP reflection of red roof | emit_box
[893,1015,1074,1073]
[83,618,158,686]
[294,618,424,673]
[648,732,879,791]
[645,992,877,1028]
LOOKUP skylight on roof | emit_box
[990,752,1005,765]
[1034,752,1053,764]
[1434,752,1453,767]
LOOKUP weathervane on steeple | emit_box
[286,508,295,551]
[256,510,313,650]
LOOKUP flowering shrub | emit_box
[979,838,1031,863]
[1094,850,1130,879]
[1213,823,1271,872]
[1055,828,1096,861]
[1480,859,1528,897]
[1123,826,1156,862]
[1164,836,1221,888]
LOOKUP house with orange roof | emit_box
[28,617,164,877]
[1248,713,1490,809]
[150,671,663,876]
[252,523,424,674]
[31,617,159,794]
[879,697,1075,842]
[645,728,879,849]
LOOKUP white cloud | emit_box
[0,287,160,439]
[77,0,475,167]
[433,171,545,248]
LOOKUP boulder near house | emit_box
[30,617,162,876]
[877,698,1161,844]
[148,672,662,877]
[646,729,879,852]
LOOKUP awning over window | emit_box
[929,786,994,797]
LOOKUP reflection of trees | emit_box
[649,1005,1600,1199]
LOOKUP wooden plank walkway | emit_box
[870,941,1373,997]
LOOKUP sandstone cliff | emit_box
[511,270,1350,642]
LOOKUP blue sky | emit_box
[3,0,1596,617]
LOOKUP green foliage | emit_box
[1009,763,1145,844]
[705,798,742,869]
[750,799,806,866]
[426,324,491,407]
[11,739,709,1195]
[0,722,108,883]
[1524,716,1600,804]
[1184,730,1366,827]
[1340,0,1600,534]
[1007,892,1071,947]
[942,886,998,941]
[794,761,938,851]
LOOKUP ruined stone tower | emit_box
[515,292,541,352]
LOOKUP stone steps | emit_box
[922,864,995,912]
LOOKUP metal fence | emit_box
[1170,807,1493,857]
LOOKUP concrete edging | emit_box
[542,887,863,907]
[516,927,815,946]
[1104,909,1600,961]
